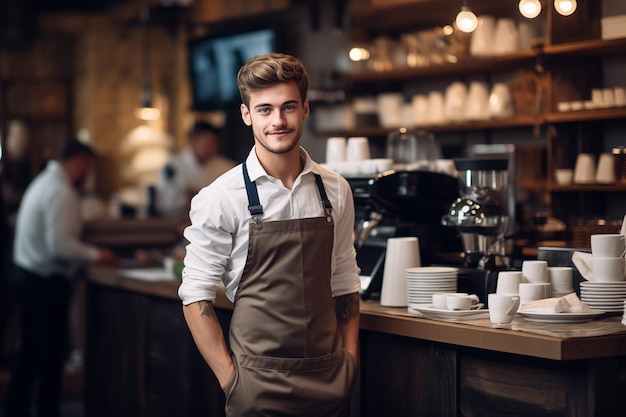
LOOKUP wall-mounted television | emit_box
[187,28,276,111]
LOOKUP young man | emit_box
[179,53,361,416]
[6,139,117,417]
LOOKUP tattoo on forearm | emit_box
[334,293,359,325]
[198,301,219,323]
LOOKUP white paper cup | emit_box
[446,294,480,311]
[573,153,596,184]
[345,137,371,162]
[496,271,522,295]
[592,257,626,282]
[548,267,573,294]
[591,234,626,258]
[325,137,346,163]
[596,153,615,183]
[381,237,421,307]
[488,293,520,324]
[521,260,549,283]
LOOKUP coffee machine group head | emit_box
[442,158,510,269]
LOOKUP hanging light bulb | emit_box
[455,1,478,33]
[554,0,577,16]
[519,0,542,18]
[135,7,160,121]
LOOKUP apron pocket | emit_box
[240,349,346,372]
[224,357,239,404]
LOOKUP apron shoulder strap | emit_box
[242,162,264,228]
[313,173,333,216]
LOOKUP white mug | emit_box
[446,293,480,311]
[496,271,522,295]
[591,234,626,258]
[554,169,573,185]
[521,260,549,283]
[488,293,520,324]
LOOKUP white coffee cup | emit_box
[432,292,467,310]
[465,81,490,121]
[427,91,446,125]
[591,234,626,258]
[488,293,520,324]
[519,282,551,305]
[614,86,626,107]
[325,137,346,163]
[446,293,480,311]
[345,137,371,162]
[488,82,514,119]
[573,153,596,184]
[521,260,549,283]
[381,237,421,307]
[496,271,522,295]
[548,267,573,295]
[470,15,496,56]
[592,257,626,282]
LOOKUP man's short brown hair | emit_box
[236,53,309,108]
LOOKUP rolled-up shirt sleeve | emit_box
[178,184,237,305]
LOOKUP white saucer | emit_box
[408,304,487,319]
[517,308,604,323]
[406,267,458,274]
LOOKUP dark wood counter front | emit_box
[84,267,626,417]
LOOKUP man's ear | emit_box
[241,103,252,126]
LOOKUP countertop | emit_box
[86,266,626,361]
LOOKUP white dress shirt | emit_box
[179,146,361,305]
[157,149,236,216]
[13,160,100,278]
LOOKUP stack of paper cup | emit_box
[380,237,421,307]
[622,301,626,326]
[520,260,551,304]
[548,267,574,297]
[590,234,626,282]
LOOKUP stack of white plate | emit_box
[405,266,458,305]
[580,281,626,312]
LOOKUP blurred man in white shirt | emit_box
[6,139,117,417]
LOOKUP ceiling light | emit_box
[554,0,577,16]
[136,8,159,121]
[519,0,542,18]
[455,1,478,33]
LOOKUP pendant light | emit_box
[135,7,160,121]
[554,0,577,16]
[519,0,542,19]
[455,0,478,33]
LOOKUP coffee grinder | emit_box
[441,158,511,305]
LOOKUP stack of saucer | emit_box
[580,281,626,312]
[405,266,457,305]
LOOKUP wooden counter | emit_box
[84,266,626,417]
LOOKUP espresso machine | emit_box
[350,169,463,300]
[441,158,512,305]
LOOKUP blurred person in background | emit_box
[157,121,236,219]
[5,139,118,417]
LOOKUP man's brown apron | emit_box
[223,162,358,417]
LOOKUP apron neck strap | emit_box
[242,162,334,225]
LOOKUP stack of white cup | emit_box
[519,260,552,305]
[380,237,421,307]
[590,234,626,282]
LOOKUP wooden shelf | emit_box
[316,116,542,137]
[549,183,626,192]
[546,107,626,124]
[339,50,537,83]
[544,37,626,57]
